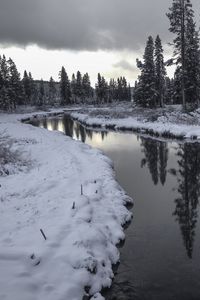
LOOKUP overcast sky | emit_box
[0,0,200,85]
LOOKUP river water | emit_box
[30,115,200,300]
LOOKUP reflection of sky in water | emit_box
[86,132,141,152]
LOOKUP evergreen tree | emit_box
[48,76,56,105]
[154,35,166,107]
[38,79,45,106]
[136,36,157,108]
[173,66,182,104]
[22,70,32,105]
[59,66,71,105]
[75,71,83,101]
[184,16,200,109]
[127,84,132,102]
[95,73,108,103]
[28,72,36,105]
[7,58,24,108]
[82,73,92,100]
[71,73,76,103]
[0,55,21,111]
[165,77,174,104]
[108,79,117,102]
[167,0,199,110]
[0,55,9,110]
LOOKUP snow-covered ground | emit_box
[0,112,132,300]
[69,104,200,140]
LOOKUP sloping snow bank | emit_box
[70,111,200,140]
[0,113,132,300]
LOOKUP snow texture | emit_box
[0,112,132,300]
[70,104,200,141]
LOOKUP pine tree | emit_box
[38,79,45,106]
[173,66,182,104]
[165,77,174,104]
[82,73,92,101]
[184,16,200,109]
[75,71,83,101]
[167,0,198,110]
[95,73,108,103]
[0,55,12,110]
[48,76,56,105]
[22,70,32,105]
[28,72,36,105]
[59,66,71,105]
[108,79,116,102]
[127,84,132,102]
[154,35,166,107]
[136,36,156,108]
[7,58,24,108]
[71,73,76,103]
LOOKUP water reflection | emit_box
[171,143,200,258]
[140,137,169,186]
[29,115,200,299]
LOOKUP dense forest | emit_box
[0,0,199,112]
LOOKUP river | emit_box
[30,114,200,300]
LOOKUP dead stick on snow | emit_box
[40,229,47,240]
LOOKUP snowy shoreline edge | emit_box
[69,111,200,142]
[0,112,133,300]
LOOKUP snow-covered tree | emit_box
[38,79,45,106]
[184,16,200,109]
[59,66,71,105]
[154,35,166,107]
[82,73,92,101]
[135,36,157,108]
[7,58,24,109]
[48,76,57,105]
[95,73,108,103]
[167,0,199,110]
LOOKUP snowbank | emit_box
[70,108,200,141]
[0,113,132,300]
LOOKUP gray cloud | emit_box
[0,0,199,51]
[113,60,137,72]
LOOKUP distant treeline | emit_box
[0,56,132,111]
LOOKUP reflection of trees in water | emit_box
[63,116,74,137]
[140,137,168,186]
[52,119,59,131]
[171,143,200,258]
[62,116,108,143]
[159,141,169,185]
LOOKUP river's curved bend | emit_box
[30,115,200,300]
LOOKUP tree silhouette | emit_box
[172,143,200,258]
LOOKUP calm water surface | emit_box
[30,115,200,300]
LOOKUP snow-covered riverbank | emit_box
[0,113,132,300]
[70,104,200,140]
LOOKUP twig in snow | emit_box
[40,229,47,240]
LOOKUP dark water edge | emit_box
[29,115,200,300]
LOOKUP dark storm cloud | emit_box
[0,0,199,51]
